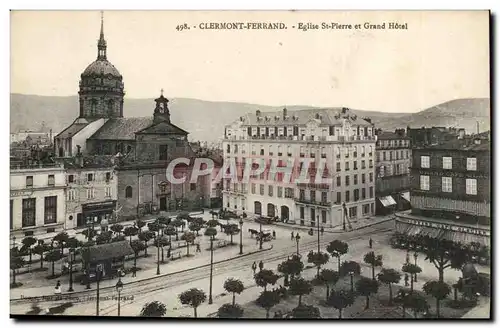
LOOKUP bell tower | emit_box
[153,89,171,124]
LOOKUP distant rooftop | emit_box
[62,155,117,169]
[415,134,490,151]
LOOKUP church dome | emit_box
[81,59,122,78]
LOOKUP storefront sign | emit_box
[82,201,116,210]
[10,190,34,197]
[401,218,489,236]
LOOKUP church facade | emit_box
[54,14,211,223]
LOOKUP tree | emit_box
[21,236,37,267]
[96,231,113,245]
[154,235,170,263]
[147,221,161,235]
[110,224,124,235]
[224,278,245,306]
[33,241,50,269]
[423,280,451,318]
[377,268,401,305]
[363,251,383,280]
[289,277,313,306]
[402,263,422,292]
[181,232,197,256]
[291,304,321,318]
[224,224,240,245]
[44,249,63,277]
[172,218,185,233]
[179,288,207,318]
[421,237,469,282]
[206,219,219,228]
[355,277,379,309]
[135,219,146,232]
[307,251,330,280]
[140,301,167,317]
[326,289,355,319]
[177,211,191,222]
[10,248,25,286]
[255,290,281,319]
[66,237,80,251]
[319,269,339,300]
[339,260,361,277]
[405,293,429,318]
[130,239,146,272]
[217,303,244,318]
[138,231,155,257]
[123,226,139,243]
[158,216,172,227]
[53,232,69,255]
[326,240,349,272]
[82,228,97,241]
[164,225,177,243]
[189,222,202,236]
[254,269,279,291]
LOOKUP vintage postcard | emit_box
[9,10,490,319]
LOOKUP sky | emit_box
[10,10,490,113]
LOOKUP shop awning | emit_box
[379,195,397,207]
[401,192,410,202]
[81,240,134,263]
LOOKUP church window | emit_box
[125,186,133,198]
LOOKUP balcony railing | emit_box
[294,198,332,207]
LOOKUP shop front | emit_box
[79,200,117,227]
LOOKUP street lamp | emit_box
[95,263,103,316]
[295,233,301,256]
[259,217,263,250]
[239,217,244,255]
[349,271,354,292]
[85,216,98,290]
[414,252,418,282]
[156,219,160,275]
[67,248,74,292]
[342,203,347,231]
[208,235,215,304]
[115,278,124,317]
[316,215,321,253]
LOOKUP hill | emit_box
[10,94,490,142]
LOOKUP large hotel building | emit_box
[223,107,376,228]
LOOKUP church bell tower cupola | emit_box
[153,89,171,124]
[97,11,107,60]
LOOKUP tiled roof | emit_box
[89,118,153,140]
[62,155,116,169]
[417,137,490,151]
[377,131,409,140]
[136,121,189,135]
[55,122,90,139]
[233,107,374,127]
[81,59,122,78]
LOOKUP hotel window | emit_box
[277,186,283,197]
[336,176,341,187]
[285,188,294,198]
[361,160,366,169]
[310,190,316,202]
[190,183,196,191]
[369,186,374,198]
[345,191,350,202]
[362,188,366,199]
[353,161,358,170]
[349,207,357,218]
[345,148,350,158]
[467,158,477,171]
[260,184,264,195]
[389,151,393,160]
[466,179,477,195]
[26,176,33,187]
[268,185,273,197]
[106,172,111,182]
[260,147,265,156]
[353,146,358,158]
[321,210,327,224]
[336,163,341,172]
[369,160,373,168]
[379,165,385,177]
[105,186,112,197]
[421,156,430,168]
[383,152,386,161]
[442,177,452,193]
[442,157,452,170]
[300,207,304,219]
[361,146,366,157]
[363,204,370,215]
[336,192,341,203]
[251,145,256,155]
[241,145,246,154]
[321,192,327,203]
[420,175,430,191]
[68,189,75,201]
[345,176,350,186]
[44,196,57,224]
[277,145,282,156]
[336,147,341,159]
[369,172,373,182]
[87,173,94,182]
[369,146,373,156]
[288,146,292,157]
[354,174,358,185]
[22,198,36,228]
[345,162,350,171]
[354,189,359,201]
[87,188,95,199]
[321,147,326,158]
[406,150,409,159]
[47,174,55,186]
[361,173,366,184]
[125,186,133,198]
[299,189,305,200]
[251,183,256,194]
[376,152,380,162]
[68,174,74,183]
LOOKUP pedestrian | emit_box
[196,243,201,253]
[405,251,410,264]
[252,262,257,275]
[369,237,373,249]
[63,261,69,274]
[54,280,61,295]
[320,227,324,235]
[132,267,137,278]
[404,273,409,287]
[258,260,264,271]
[291,231,294,240]
[308,228,313,236]
[272,230,276,239]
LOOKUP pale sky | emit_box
[10,10,490,113]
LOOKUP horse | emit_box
[248,228,259,238]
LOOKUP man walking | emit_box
[258,260,264,272]
[369,237,373,249]
[291,231,294,240]
[252,262,257,275]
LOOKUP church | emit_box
[54,14,210,222]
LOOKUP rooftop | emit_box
[89,117,153,140]
[61,155,117,169]
[414,135,490,151]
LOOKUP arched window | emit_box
[125,186,133,198]
[107,99,114,114]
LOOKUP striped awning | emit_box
[379,195,397,207]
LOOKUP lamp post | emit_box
[413,252,418,282]
[316,215,321,253]
[342,203,346,231]
[67,248,74,292]
[156,219,161,275]
[115,278,123,317]
[85,216,97,290]
[295,233,301,256]
[349,271,354,292]
[95,263,103,316]
[208,235,214,304]
[239,217,244,255]
[259,217,263,250]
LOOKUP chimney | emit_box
[256,110,261,117]
[283,107,287,118]
[477,121,480,134]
